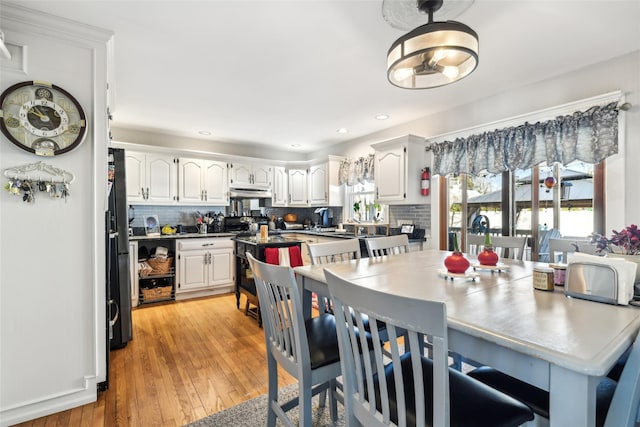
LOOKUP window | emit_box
[345,180,387,223]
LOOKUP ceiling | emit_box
[7,1,640,154]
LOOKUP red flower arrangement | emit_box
[592,224,640,255]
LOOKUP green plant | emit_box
[353,201,360,213]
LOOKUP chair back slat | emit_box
[307,239,361,265]
[466,234,486,255]
[366,234,410,257]
[325,269,449,427]
[548,238,597,263]
[247,253,309,371]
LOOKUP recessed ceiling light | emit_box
[198,130,212,135]
[291,144,301,148]
[376,115,389,120]
[337,128,348,134]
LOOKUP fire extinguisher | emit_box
[421,167,430,196]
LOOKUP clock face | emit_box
[0,81,87,156]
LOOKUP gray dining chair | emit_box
[468,333,640,427]
[307,238,361,265]
[246,253,341,427]
[548,238,597,263]
[365,234,410,257]
[324,268,534,427]
[465,233,487,255]
[491,235,528,260]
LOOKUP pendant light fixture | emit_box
[387,0,478,89]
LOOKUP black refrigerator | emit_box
[102,148,133,390]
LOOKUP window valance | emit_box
[338,154,375,185]
[431,102,620,176]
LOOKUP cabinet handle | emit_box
[208,253,212,264]
[203,254,208,264]
[205,190,208,201]
[141,187,144,198]
[145,187,150,199]
[325,191,328,201]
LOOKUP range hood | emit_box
[229,187,273,199]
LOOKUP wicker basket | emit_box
[141,286,172,302]
[145,257,173,276]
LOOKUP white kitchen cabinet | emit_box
[129,241,139,308]
[308,156,344,207]
[125,151,177,204]
[229,163,271,188]
[272,166,288,206]
[288,168,308,206]
[178,157,229,205]
[176,238,234,298]
[308,163,327,205]
[372,135,429,205]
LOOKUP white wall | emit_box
[0,5,111,425]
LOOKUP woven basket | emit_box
[141,286,172,302]
[146,257,173,275]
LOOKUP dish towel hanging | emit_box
[264,246,303,268]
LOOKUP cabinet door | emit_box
[230,163,253,187]
[308,164,327,205]
[178,158,204,204]
[177,250,208,292]
[288,168,308,206]
[209,249,233,287]
[125,151,146,203]
[146,153,177,204]
[272,166,288,206]
[203,160,229,204]
[375,147,405,202]
[252,165,271,188]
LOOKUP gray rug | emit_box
[186,383,345,426]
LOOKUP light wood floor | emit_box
[14,294,295,427]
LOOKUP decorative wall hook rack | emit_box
[3,161,75,183]
[3,161,74,203]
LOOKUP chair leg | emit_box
[299,382,312,427]
[266,355,278,427]
[329,379,338,423]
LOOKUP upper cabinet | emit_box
[272,166,288,207]
[178,158,229,205]
[229,163,271,188]
[288,168,308,206]
[308,156,344,206]
[372,135,429,205]
[125,151,177,204]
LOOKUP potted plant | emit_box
[353,201,361,221]
[477,232,499,266]
[445,234,470,274]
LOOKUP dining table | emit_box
[293,249,640,427]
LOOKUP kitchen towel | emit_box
[264,246,303,268]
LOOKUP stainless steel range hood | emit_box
[229,187,273,199]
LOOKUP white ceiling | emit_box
[8,0,640,153]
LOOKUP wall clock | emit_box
[0,81,87,156]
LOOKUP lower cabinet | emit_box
[176,238,234,299]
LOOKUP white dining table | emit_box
[294,249,640,427]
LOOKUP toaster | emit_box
[565,262,618,305]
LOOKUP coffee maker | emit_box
[314,207,330,227]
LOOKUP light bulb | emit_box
[442,66,459,79]
[393,67,414,81]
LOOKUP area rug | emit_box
[185,383,345,427]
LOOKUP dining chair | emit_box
[548,238,596,263]
[246,253,341,427]
[491,236,528,260]
[468,333,640,427]
[465,233,486,255]
[366,234,410,257]
[324,268,535,427]
[307,238,361,265]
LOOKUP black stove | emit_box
[223,215,268,233]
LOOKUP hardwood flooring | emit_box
[13,294,295,427]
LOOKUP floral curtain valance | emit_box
[338,154,375,185]
[431,102,620,176]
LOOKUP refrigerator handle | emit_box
[109,299,120,340]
